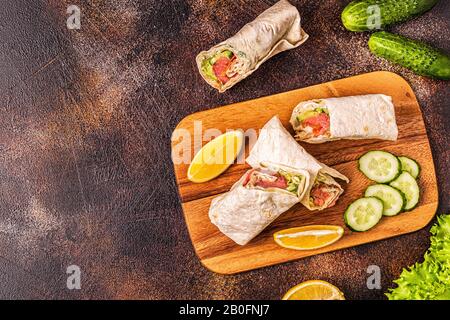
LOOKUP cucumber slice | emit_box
[389,172,420,211]
[344,197,384,232]
[359,151,401,183]
[398,156,420,179]
[364,184,405,216]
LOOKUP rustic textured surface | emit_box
[0,0,448,299]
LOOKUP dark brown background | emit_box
[0,0,448,300]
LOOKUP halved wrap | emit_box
[247,116,349,211]
[209,162,310,245]
[196,0,308,92]
[290,94,398,143]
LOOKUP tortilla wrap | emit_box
[246,116,349,210]
[290,94,398,143]
[196,0,308,92]
[209,162,310,245]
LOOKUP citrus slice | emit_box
[282,280,345,300]
[187,130,244,183]
[274,225,344,250]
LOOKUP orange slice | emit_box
[187,130,244,183]
[282,280,345,300]
[273,225,344,250]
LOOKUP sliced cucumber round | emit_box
[344,197,384,232]
[389,172,420,211]
[398,156,420,179]
[364,184,405,216]
[359,151,401,183]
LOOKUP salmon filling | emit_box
[244,169,287,189]
[243,168,304,195]
[212,55,237,84]
[294,107,331,140]
[200,50,239,86]
[309,181,340,208]
[303,113,330,136]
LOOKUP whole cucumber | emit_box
[368,31,450,80]
[342,0,439,32]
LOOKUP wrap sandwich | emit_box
[209,162,310,245]
[290,94,398,143]
[196,0,308,92]
[247,116,349,211]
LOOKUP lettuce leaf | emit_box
[386,214,450,300]
[278,170,303,194]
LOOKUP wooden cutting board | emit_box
[171,71,438,274]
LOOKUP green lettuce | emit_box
[279,170,303,195]
[386,214,450,300]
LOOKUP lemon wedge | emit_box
[187,130,244,183]
[283,280,345,300]
[274,225,344,250]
